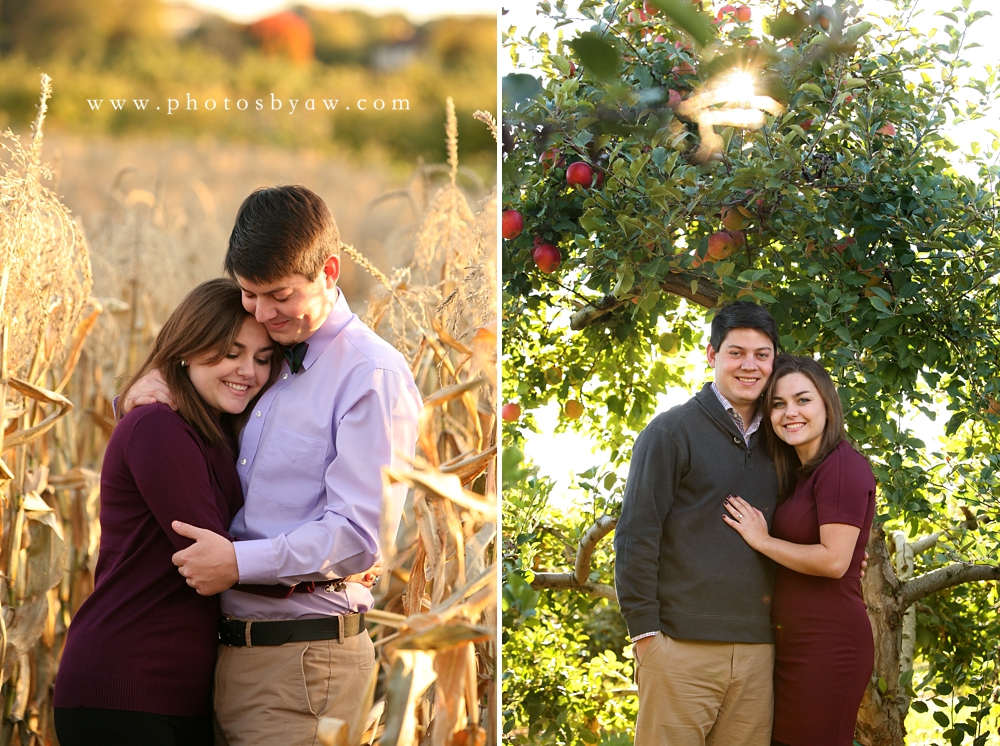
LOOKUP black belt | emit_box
[218,613,365,647]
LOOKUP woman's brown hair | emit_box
[762,354,846,502]
[119,278,278,455]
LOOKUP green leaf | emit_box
[843,21,873,45]
[568,32,620,80]
[502,74,542,105]
[645,0,716,48]
[767,9,808,39]
[612,266,635,299]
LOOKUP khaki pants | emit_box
[213,630,376,746]
[634,633,774,746]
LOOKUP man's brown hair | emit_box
[119,278,278,455]
[224,185,341,284]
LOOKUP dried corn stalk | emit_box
[344,103,498,746]
[0,75,95,745]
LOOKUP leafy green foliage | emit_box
[503,0,1000,741]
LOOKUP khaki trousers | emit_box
[213,629,376,746]
[634,633,774,746]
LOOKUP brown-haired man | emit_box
[123,185,421,744]
[615,301,780,745]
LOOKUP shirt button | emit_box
[255,411,261,417]
[282,373,289,380]
[733,436,741,444]
[240,458,247,465]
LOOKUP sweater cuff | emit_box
[624,611,662,641]
[234,538,277,585]
[631,631,659,643]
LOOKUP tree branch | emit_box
[574,515,617,584]
[570,273,721,331]
[910,532,941,555]
[530,515,618,600]
[529,573,617,600]
[900,562,1000,609]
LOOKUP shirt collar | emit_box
[294,288,352,373]
[711,382,763,436]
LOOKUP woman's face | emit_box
[769,372,827,462]
[187,316,274,415]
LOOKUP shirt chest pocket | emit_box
[249,429,329,509]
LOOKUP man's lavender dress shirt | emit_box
[222,289,421,621]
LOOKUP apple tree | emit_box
[502,0,1000,744]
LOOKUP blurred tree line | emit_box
[0,0,496,169]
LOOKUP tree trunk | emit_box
[855,524,907,746]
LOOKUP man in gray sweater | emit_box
[614,301,780,746]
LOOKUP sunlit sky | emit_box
[170,0,496,22]
[503,0,1000,504]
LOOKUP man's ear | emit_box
[706,343,717,369]
[322,255,340,288]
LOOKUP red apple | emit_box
[706,231,736,260]
[667,89,682,108]
[877,122,896,136]
[654,34,666,42]
[501,403,521,422]
[564,400,584,420]
[566,162,594,188]
[735,4,751,22]
[673,60,696,75]
[540,148,562,171]
[721,206,745,231]
[716,4,736,21]
[643,0,660,15]
[502,210,524,240]
[727,229,745,249]
[801,118,813,130]
[814,4,836,30]
[533,243,561,273]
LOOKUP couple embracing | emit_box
[53,186,422,745]
[616,301,876,746]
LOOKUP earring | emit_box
[180,359,188,367]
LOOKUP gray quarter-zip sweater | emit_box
[614,382,778,643]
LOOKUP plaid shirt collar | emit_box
[711,382,762,444]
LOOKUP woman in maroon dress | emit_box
[723,354,875,746]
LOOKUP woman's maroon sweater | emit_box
[54,403,242,716]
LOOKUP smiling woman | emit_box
[186,316,274,415]
[53,279,278,746]
[724,354,876,746]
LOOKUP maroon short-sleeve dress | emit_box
[770,439,876,746]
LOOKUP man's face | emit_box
[236,256,339,346]
[706,327,775,414]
